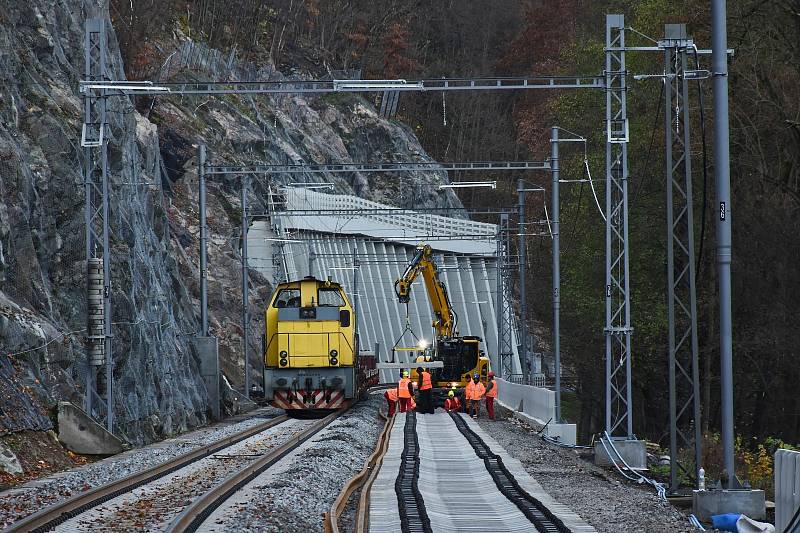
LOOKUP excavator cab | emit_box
[436,336,489,385]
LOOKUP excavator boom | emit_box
[394,245,456,339]
[394,243,490,388]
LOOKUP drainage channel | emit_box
[449,412,572,533]
[394,411,432,533]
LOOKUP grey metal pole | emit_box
[496,226,503,374]
[664,50,679,491]
[517,178,528,381]
[682,46,704,490]
[604,15,634,439]
[241,175,250,399]
[551,126,561,422]
[199,145,208,337]
[711,0,735,485]
[83,21,95,417]
[101,112,113,433]
[353,247,360,354]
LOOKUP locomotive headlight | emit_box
[330,357,338,366]
[280,350,288,357]
[279,358,288,367]
[329,349,338,357]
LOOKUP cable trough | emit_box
[395,411,432,533]
[449,412,572,533]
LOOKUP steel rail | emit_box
[354,419,393,533]
[323,411,395,533]
[4,413,289,533]
[449,412,571,533]
[167,405,352,533]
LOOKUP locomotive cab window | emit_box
[318,288,346,307]
[273,289,301,308]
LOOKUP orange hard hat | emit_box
[488,371,495,377]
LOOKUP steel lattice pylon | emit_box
[663,24,702,492]
[496,214,515,379]
[604,15,634,439]
[82,19,113,431]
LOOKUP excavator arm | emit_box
[394,244,457,339]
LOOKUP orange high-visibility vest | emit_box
[398,378,412,398]
[485,380,497,398]
[466,381,485,400]
[420,371,432,390]
[386,388,399,402]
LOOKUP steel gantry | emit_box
[604,15,635,440]
[80,75,604,96]
[496,214,516,379]
[82,19,113,432]
[662,24,703,493]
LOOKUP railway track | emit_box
[5,413,290,533]
[166,405,351,532]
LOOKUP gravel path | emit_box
[200,392,384,533]
[0,407,282,529]
[476,409,694,533]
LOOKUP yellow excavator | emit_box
[394,244,490,389]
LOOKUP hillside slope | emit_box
[0,1,459,445]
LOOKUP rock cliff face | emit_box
[0,2,459,444]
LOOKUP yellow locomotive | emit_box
[263,276,377,412]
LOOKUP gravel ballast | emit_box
[202,391,384,532]
[0,407,282,529]
[476,409,693,533]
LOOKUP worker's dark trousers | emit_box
[419,388,434,414]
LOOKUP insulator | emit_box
[87,258,106,366]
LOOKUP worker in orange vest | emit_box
[444,390,461,412]
[397,371,413,413]
[465,373,486,419]
[417,366,434,414]
[485,371,498,420]
[384,387,399,416]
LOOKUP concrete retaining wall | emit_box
[775,448,800,532]
[494,378,577,445]
[57,402,124,455]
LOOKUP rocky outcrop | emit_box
[0,2,461,444]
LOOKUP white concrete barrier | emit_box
[494,378,577,445]
[775,448,800,532]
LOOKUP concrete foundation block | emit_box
[57,402,124,455]
[692,489,766,521]
[545,423,577,446]
[194,336,220,420]
[594,438,647,469]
